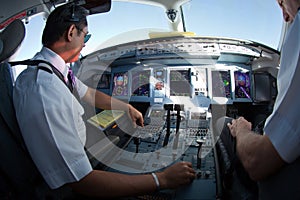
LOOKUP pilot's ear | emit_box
[66,24,76,42]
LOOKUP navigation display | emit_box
[212,70,231,98]
[234,71,251,99]
[131,70,150,96]
[112,72,128,96]
[170,69,191,96]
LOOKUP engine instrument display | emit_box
[131,70,150,96]
[170,69,191,96]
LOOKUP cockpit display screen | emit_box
[212,70,231,98]
[112,72,128,96]
[170,69,191,96]
[234,71,251,99]
[131,70,150,96]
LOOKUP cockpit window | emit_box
[182,0,283,50]
[84,2,169,54]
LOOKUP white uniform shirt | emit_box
[264,11,300,163]
[13,47,92,189]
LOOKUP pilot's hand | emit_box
[157,161,196,189]
[227,116,252,137]
[128,104,144,127]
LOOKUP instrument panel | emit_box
[79,36,277,108]
[96,64,253,106]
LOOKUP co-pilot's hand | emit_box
[227,117,252,137]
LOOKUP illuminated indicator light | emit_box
[223,80,229,86]
[112,124,118,129]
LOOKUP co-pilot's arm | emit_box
[228,117,285,181]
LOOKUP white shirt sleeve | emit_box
[264,12,300,163]
[75,77,88,99]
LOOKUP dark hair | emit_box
[42,4,89,46]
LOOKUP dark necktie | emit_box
[66,67,81,100]
[67,68,76,93]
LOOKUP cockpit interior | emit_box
[0,0,286,199]
[76,32,279,199]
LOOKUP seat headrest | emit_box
[0,19,25,62]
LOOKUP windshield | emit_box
[14,0,283,61]
[182,0,283,50]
